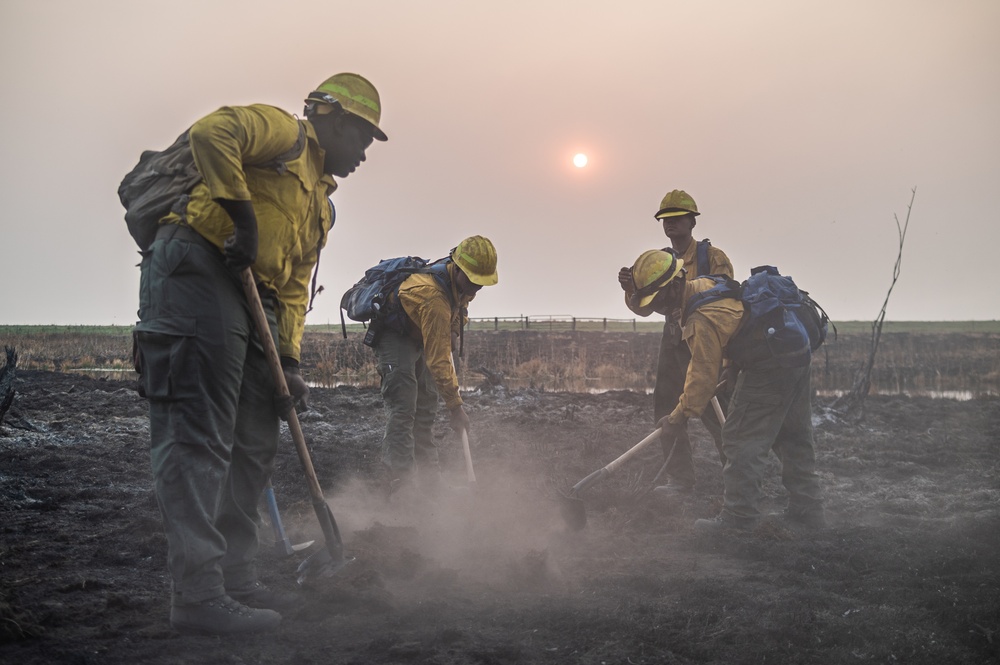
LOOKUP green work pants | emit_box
[653,320,728,486]
[373,329,440,474]
[134,225,280,606]
[720,363,823,521]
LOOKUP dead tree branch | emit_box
[835,187,916,418]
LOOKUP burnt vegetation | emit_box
[1,353,998,664]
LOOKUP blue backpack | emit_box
[685,266,830,368]
[339,256,452,346]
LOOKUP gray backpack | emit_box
[118,122,306,250]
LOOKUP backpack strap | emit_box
[253,122,307,174]
[801,289,837,342]
[418,259,455,301]
[696,239,712,277]
[418,260,466,358]
[306,199,334,315]
[683,275,741,320]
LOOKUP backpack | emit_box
[685,266,831,368]
[340,256,452,346]
[117,122,307,251]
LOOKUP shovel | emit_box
[450,350,478,492]
[240,268,354,584]
[263,479,314,557]
[560,427,666,531]
[561,396,730,530]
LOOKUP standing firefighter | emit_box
[627,249,825,532]
[129,73,387,635]
[618,190,734,494]
[372,236,498,496]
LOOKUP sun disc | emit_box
[573,153,588,168]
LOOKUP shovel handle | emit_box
[240,269,343,560]
[264,481,291,547]
[240,270,324,500]
[569,428,662,495]
[603,428,663,476]
[711,396,726,425]
[570,467,609,495]
[460,429,477,484]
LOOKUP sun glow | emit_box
[573,153,588,168]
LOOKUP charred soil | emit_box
[1,370,998,664]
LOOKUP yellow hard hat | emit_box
[452,236,499,286]
[654,189,699,220]
[306,73,388,141]
[632,249,684,308]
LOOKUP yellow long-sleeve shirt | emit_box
[162,104,337,361]
[668,277,746,424]
[397,263,474,410]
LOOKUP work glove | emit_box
[449,404,470,434]
[218,199,259,270]
[617,266,634,292]
[656,416,687,460]
[275,361,310,420]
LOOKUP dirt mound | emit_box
[1,371,998,664]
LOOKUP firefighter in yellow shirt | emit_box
[618,190,734,494]
[374,236,499,496]
[132,74,387,635]
[628,249,824,532]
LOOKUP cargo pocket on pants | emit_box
[724,369,786,442]
[133,317,199,401]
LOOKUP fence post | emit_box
[494,317,498,331]
[525,316,529,330]
[633,319,636,332]
[603,318,607,332]
[572,317,576,331]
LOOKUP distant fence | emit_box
[467,316,640,332]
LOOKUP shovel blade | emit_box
[296,500,353,585]
[559,492,588,531]
[275,538,316,558]
[296,546,355,585]
[274,540,294,558]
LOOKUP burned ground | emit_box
[1,370,998,664]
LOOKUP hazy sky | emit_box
[2,0,998,325]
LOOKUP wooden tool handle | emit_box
[711,396,726,425]
[603,428,663,476]
[240,269,324,504]
[461,429,477,484]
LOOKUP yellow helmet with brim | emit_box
[654,189,699,220]
[632,249,684,309]
[452,236,499,287]
[306,73,388,141]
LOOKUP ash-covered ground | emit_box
[1,370,998,664]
